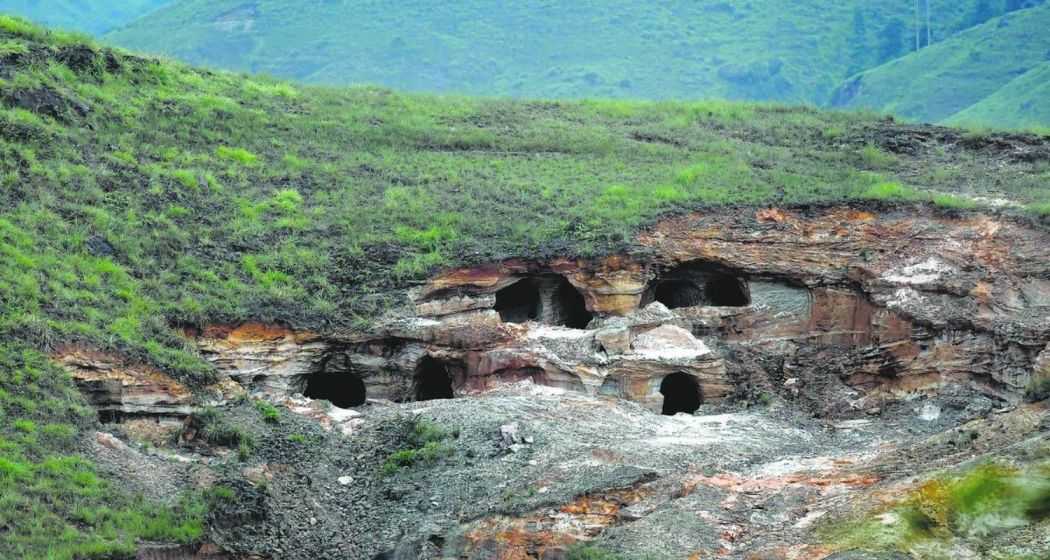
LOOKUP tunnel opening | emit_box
[645,262,750,309]
[414,356,454,401]
[653,279,705,309]
[495,275,593,328]
[304,372,367,408]
[552,276,593,329]
[495,279,541,323]
[705,272,750,307]
[660,372,701,415]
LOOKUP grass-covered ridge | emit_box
[0,15,1046,558]
[2,15,1049,384]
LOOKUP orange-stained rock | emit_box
[54,347,193,418]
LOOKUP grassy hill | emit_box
[831,3,1050,125]
[0,0,169,34]
[946,62,1050,130]
[104,0,990,104]
[0,14,1048,559]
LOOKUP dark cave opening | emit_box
[660,372,701,415]
[645,263,750,309]
[415,356,454,401]
[495,279,541,323]
[653,279,705,309]
[705,272,750,307]
[495,275,593,328]
[552,276,593,329]
[303,371,367,408]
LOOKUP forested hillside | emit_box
[0,0,169,34]
[104,0,997,103]
[831,3,1050,126]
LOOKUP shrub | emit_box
[859,144,897,168]
[861,181,921,201]
[565,544,625,560]
[381,419,457,475]
[254,400,280,424]
[932,194,978,210]
[216,146,259,166]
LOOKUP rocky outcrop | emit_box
[182,207,1050,417]
[55,347,193,422]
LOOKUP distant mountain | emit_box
[831,3,1050,126]
[103,0,989,103]
[0,0,169,34]
[945,63,1050,129]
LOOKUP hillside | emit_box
[104,0,989,103]
[0,0,169,34]
[831,3,1050,125]
[946,62,1050,129]
[1,15,1050,560]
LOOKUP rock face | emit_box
[55,347,193,422]
[187,207,1050,417]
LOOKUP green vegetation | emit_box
[0,17,1045,392]
[189,407,254,453]
[947,63,1050,130]
[833,3,1050,125]
[0,17,1045,555]
[104,0,992,104]
[254,400,281,424]
[566,544,626,560]
[826,461,1050,555]
[381,420,457,475]
[0,1,169,35]
[0,344,204,559]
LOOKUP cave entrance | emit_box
[495,275,593,328]
[660,372,701,415]
[653,279,705,309]
[495,279,540,323]
[645,263,750,309]
[304,372,367,408]
[414,356,454,401]
[705,272,750,307]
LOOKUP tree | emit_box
[877,18,907,63]
[846,8,869,75]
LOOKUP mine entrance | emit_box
[415,356,454,401]
[705,272,750,307]
[304,372,367,408]
[646,262,750,309]
[653,279,705,309]
[660,372,701,415]
[495,279,541,323]
[495,275,593,328]
[553,276,592,329]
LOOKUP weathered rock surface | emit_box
[181,208,1050,418]
[55,347,193,420]
[64,207,1050,559]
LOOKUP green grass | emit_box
[565,544,626,560]
[0,343,205,559]
[103,0,992,104]
[834,4,1050,125]
[255,400,280,423]
[0,18,1045,553]
[381,419,457,475]
[825,461,1050,554]
[948,63,1050,129]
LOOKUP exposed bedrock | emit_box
[162,207,1050,418]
